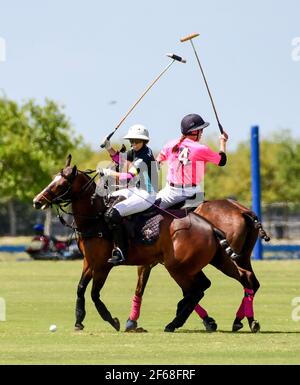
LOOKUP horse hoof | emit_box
[113,317,120,331]
[250,320,260,333]
[232,320,243,332]
[164,324,175,333]
[125,319,137,332]
[74,323,84,331]
[126,327,148,333]
[135,327,147,333]
[203,316,217,332]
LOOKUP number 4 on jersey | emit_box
[178,147,190,166]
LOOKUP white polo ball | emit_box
[49,324,57,332]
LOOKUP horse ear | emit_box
[65,154,72,167]
[72,165,77,176]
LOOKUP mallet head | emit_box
[166,53,186,63]
[180,33,200,43]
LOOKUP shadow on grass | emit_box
[176,329,300,334]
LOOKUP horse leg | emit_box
[231,264,261,333]
[211,253,260,333]
[164,271,207,332]
[74,268,92,331]
[231,221,260,331]
[91,270,120,331]
[125,264,216,332]
[235,258,260,295]
[125,264,157,331]
[236,214,261,295]
[193,273,218,332]
[233,257,260,331]
[176,271,217,331]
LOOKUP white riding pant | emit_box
[156,183,204,209]
[111,187,156,216]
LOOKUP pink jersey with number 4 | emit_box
[157,137,221,185]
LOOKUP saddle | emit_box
[107,196,198,245]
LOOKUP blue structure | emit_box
[0,245,26,252]
[251,126,263,260]
[263,244,300,260]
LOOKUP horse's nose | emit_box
[33,200,42,209]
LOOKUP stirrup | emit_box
[108,247,125,265]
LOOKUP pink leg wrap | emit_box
[129,295,142,321]
[236,288,255,320]
[194,304,208,319]
[243,288,254,318]
[236,301,245,320]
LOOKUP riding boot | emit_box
[108,224,127,265]
[104,207,127,265]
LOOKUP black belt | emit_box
[169,183,197,188]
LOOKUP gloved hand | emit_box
[100,136,112,150]
[220,131,229,142]
[101,168,114,177]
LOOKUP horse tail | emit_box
[213,227,240,261]
[243,213,271,242]
[227,198,271,242]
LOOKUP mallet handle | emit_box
[190,40,224,134]
[101,59,175,147]
[180,33,199,42]
[114,60,175,129]
[181,35,224,134]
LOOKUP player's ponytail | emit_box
[172,136,186,153]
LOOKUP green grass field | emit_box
[0,258,300,364]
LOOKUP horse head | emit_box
[32,154,98,211]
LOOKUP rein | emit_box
[51,169,105,236]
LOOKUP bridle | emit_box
[38,168,100,233]
[42,170,74,205]
[66,170,111,242]
[43,168,97,206]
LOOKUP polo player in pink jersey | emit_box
[156,113,228,208]
[127,114,229,332]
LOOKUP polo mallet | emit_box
[100,53,186,147]
[180,33,224,134]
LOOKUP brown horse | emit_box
[33,155,259,333]
[126,199,270,333]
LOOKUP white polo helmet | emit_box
[123,124,150,141]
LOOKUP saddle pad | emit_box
[133,214,164,245]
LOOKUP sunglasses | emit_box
[189,129,203,136]
[129,139,143,144]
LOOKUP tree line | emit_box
[204,131,300,204]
